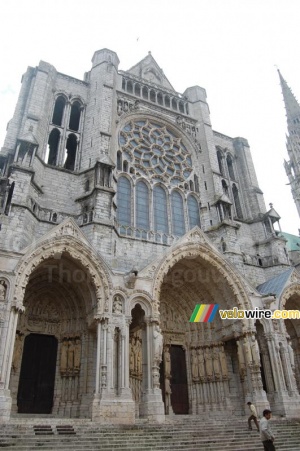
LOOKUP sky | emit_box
[0,0,299,234]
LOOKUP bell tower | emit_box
[279,70,300,216]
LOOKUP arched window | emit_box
[153,186,168,234]
[150,90,156,102]
[52,96,66,126]
[165,96,170,108]
[134,84,141,96]
[217,149,224,175]
[171,191,185,236]
[142,86,148,100]
[136,181,149,233]
[232,184,243,219]
[171,98,177,110]
[69,101,81,132]
[47,128,60,166]
[64,134,77,171]
[227,154,235,180]
[188,195,200,228]
[179,101,185,113]
[157,92,163,105]
[117,176,132,228]
[127,81,133,94]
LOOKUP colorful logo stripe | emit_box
[189,304,219,323]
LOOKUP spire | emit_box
[278,70,300,133]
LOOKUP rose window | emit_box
[119,120,193,185]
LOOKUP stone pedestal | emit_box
[91,390,136,424]
[0,389,12,422]
[139,389,165,423]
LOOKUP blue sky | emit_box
[1,0,299,234]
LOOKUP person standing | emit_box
[247,401,259,431]
[260,409,276,451]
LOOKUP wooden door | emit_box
[170,345,189,414]
[17,334,58,413]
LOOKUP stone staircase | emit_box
[0,416,299,450]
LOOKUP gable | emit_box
[127,52,175,91]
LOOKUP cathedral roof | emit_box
[278,231,300,252]
[256,268,294,298]
[127,52,175,91]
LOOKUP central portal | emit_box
[17,334,58,414]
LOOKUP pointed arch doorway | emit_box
[17,334,58,413]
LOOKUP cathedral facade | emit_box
[0,49,299,423]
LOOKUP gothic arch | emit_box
[280,283,300,310]
[151,231,251,311]
[13,234,112,314]
[128,292,153,317]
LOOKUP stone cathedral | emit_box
[0,48,299,424]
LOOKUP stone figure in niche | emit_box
[0,280,7,301]
[205,347,213,378]
[130,337,135,373]
[113,295,123,314]
[212,347,221,379]
[197,348,205,380]
[243,336,252,364]
[219,345,228,378]
[67,339,75,372]
[74,338,81,372]
[164,377,172,414]
[153,324,163,365]
[287,340,295,368]
[237,340,246,378]
[191,348,198,381]
[60,340,69,374]
[12,333,23,372]
[250,334,261,366]
[164,347,171,378]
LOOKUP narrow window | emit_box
[52,96,66,126]
[117,177,132,228]
[179,101,184,113]
[222,180,229,196]
[153,186,169,234]
[227,154,235,180]
[64,134,77,171]
[123,160,128,172]
[171,98,177,110]
[47,128,60,166]
[136,181,149,234]
[122,78,126,90]
[157,93,163,105]
[171,191,185,236]
[188,195,201,228]
[194,175,199,193]
[142,86,148,100]
[217,150,224,175]
[189,180,194,191]
[117,151,122,171]
[232,184,243,219]
[4,182,14,215]
[165,96,170,108]
[150,90,156,102]
[127,81,133,94]
[69,101,81,132]
[134,84,141,96]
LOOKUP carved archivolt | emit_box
[0,279,8,302]
[13,235,112,312]
[152,240,250,311]
[280,283,300,310]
